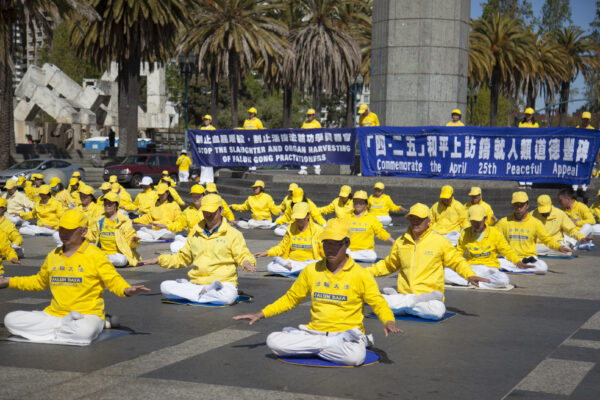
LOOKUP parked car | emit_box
[103,153,179,188]
[0,159,85,187]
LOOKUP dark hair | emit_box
[557,187,575,199]
[156,190,174,205]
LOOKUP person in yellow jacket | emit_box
[577,111,595,129]
[199,115,216,184]
[366,203,489,320]
[0,227,22,277]
[557,188,595,242]
[0,198,25,258]
[76,184,103,221]
[243,107,264,130]
[234,218,401,366]
[445,205,534,288]
[518,107,539,128]
[86,192,141,268]
[299,109,322,176]
[159,171,186,207]
[463,186,497,225]
[346,190,394,263]
[278,183,298,215]
[430,185,470,245]
[256,202,325,275]
[68,178,82,206]
[3,179,35,226]
[357,104,380,127]
[368,182,407,226]
[132,176,158,218]
[96,182,113,207]
[495,192,571,274]
[134,183,182,242]
[591,189,600,235]
[274,187,326,237]
[25,173,44,203]
[176,149,192,183]
[205,183,236,221]
[233,180,280,229]
[446,109,465,126]
[532,195,593,255]
[1,209,149,345]
[166,184,205,253]
[49,177,76,209]
[19,185,64,245]
[138,194,256,305]
[319,185,354,219]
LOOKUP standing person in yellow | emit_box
[232,180,280,229]
[319,185,354,220]
[430,185,469,246]
[0,198,25,258]
[299,109,322,176]
[3,179,35,226]
[445,109,465,126]
[256,202,325,275]
[87,192,141,268]
[274,187,326,237]
[557,188,595,248]
[1,209,149,345]
[368,182,407,227]
[444,205,532,288]
[463,186,497,225]
[346,190,394,262]
[591,189,600,235]
[518,108,539,128]
[176,150,192,183]
[234,218,401,366]
[131,177,157,218]
[205,183,236,222]
[357,104,380,126]
[138,194,256,305]
[243,107,264,172]
[200,115,216,185]
[495,192,570,273]
[366,203,489,320]
[577,111,595,129]
[532,195,593,255]
[134,183,182,242]
[166,184,205,254]
[49,177,76,209]
[19,185,64,246]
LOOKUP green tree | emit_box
[537,0,573,34]
[585,1,600,112]
[481,0,535,26]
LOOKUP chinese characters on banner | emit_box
[358,127,600,185]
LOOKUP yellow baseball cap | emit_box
[291,202,310,219]
[59,209,88,229]
[162,170,169,176]
[582,111,592,119]
[357,104,368,115]
[206,182,218,193]
[50,177,61,187]
[406,203,430,219]
[468,186,482,196]
[109,175,118,183]
[537,195,552,214]
[72,171,81,178]
[468,205,486,222]
[247,107,257,114]
[512,191,529,204]
[111,183,120,193]
[31,173,43,180]
[201,193,223,212]
[291,187,304,203]
[440,185,454,199]
[78,184,95,196]
[252,180,265,188]
[525,107,534,115]
[288,183,298,191]
[307,108,316,115]
[156,183,169,195]
[103,192,120,203]
[100,182,112,191]
[451,108,461,115]
[374,182,384,190]
[353,190,368,200]
[0,198,7,208]
[339,185,351,197]
[190,184,205,194]
[4,180,17,190]
[203,114,212,120]
[320,218,350,241]
[69,178,79,187]
[38,185,51,195]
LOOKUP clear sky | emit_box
[470,0,597,113]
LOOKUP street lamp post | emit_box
[351,74,364,125]
[178,53,197,152]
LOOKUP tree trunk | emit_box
[345,83,354,127]
[559,80,570,127]
[526,82,537,109]
[117,54,140,157]
[313,79,322,121]
[0,27,15,169]
[489,66,499,127]
[282,84,292,128]
[229,52,239,128]
[210,67,219,123]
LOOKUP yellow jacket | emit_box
[133,189,158,216]
[518,121,539,128]
[71,190,82,206]
[53,189,75,209]
[87,214,141,266]
[464,200,495,226]
[446,121,465,126]
[20,197,64,229]
[358,113,380,127]
[563,201,595,227]
[278,195,292,215]
[176,155,192,172]
[8,241,130,318]
[319,197,354,219]
[201,125,216,130]
[25,185,40,203]
[221,199,235,221]
[267,220,324,261]
[301,120,322,129]
[116,189,136,211]
[366,228,475,296]
[168,187,186,207]
[275,198,326,226]
[0,216,23,246]
[495,213,561,257]
[77,202,104,222]
[0,229,18,275]
[134,201,182,228]
[167,205,203,233]
[591,201,600,222]
[532,207,585,242]
[457,226,521,268]
[430,199,470,234]
[368,194,402,216]
[232,192,280,221]
[2,191,35,214]
[348,211,391,251]
[243,117,264,129]
[158,221,255,286]
[262,257,394,333]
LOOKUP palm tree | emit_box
[552,27,600,126]
[71,0,189,156]
[179,0,287,128]
[470,14,536,126]
[0,0,98,169]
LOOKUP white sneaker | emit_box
[298,169,307,175]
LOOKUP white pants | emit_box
[22,225,62,246]
[266,326,367,366]
[107,253,129,267]
[170,234,187,253]
[7,215,26,226]
[535,243,570,257]
[4,310,104,345]
[382,288,446,320]
[236,219,275,230]
[499,257,548,273]
[347,249,377,263]
[299,165,321,174]
[179,170,189,183]
[160,279,238,304]
[274,224,288,237]
[199,167,214,184]
[578,224,593,237]
[11,243,24,258]
[137,227,176,241]
[267,257,316,274]
[444,264,510,288]
[443,231,461,246]
[376,215,392,226]
[593,224,600,235]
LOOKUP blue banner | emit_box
[357,126,600,185]
[189,128,356,167]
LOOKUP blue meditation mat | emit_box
[264,271,301,278]
[161,294,253,307]
[140,239,174,244]
[500,268,536,274]
[5,328,133,347]
[367,311,456,323]
[38,233,54,237]
[538,254,576,260]
[277,350,380,368]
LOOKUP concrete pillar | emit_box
[371,0,470,126]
